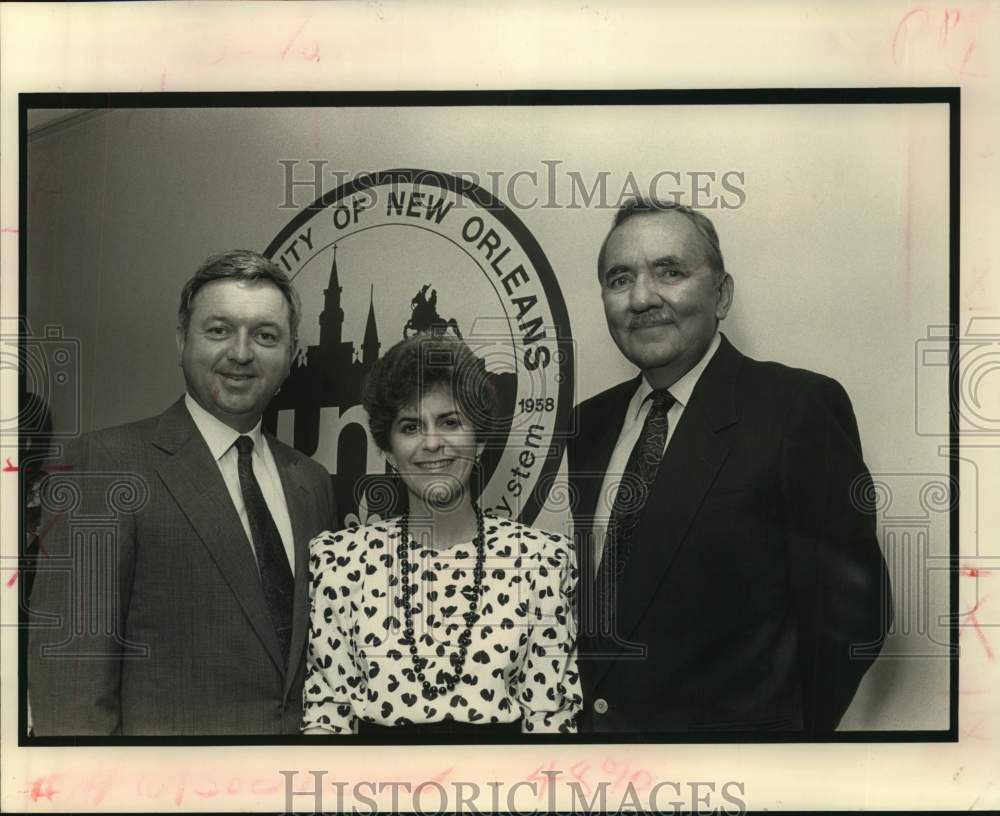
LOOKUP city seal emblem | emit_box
[263,169,573,526]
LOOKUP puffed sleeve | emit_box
[515,532,583,734]
[302,529,363,735]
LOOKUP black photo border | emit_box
[17,87,960,748]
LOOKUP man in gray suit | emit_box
[28,250,337,736]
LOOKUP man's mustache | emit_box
[627,311,675,329]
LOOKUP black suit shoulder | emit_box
[733,353,862,439]
[739,353,843,388]
[572,344,854,417]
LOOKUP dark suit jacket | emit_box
[28,398,337,736]
[569,335,892,734]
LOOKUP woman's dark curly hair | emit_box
[362,333,498,452]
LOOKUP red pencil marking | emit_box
[629,768,653,792]
[968,593,992,614]
[966,266,989,304]
[962,716,986,740]
[527,761,557,797]
[6,570,18,588]
[1,226,18,233]
[962,566,990,578]
[302,40,321,62]
[967,611,994,659]
[960,40,986,77]
[892,7,929,64]
[429,767,453,784]
[280,18,310,59]
[194,781,220,798]
[250,778,280,795]
[3,458,16,471]
[569,760,593,795]
[32,511,64,558]
[29,776,57,802]
[174,775,187,806]
[964,594,995,659]
[941,8,960,45]
[136,776,167,799]
[601,758,630,787]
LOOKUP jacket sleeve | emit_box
[27,434,141,735]
[780,374,893,732]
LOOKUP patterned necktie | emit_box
[235,435,293,664]
[600,388,676,582]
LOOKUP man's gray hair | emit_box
[598,197,727,280]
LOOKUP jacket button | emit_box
[593,697,608,714]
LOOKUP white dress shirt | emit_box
[184,395,296,575]
[593,332,722,570]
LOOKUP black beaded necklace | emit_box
[397,501,486,700]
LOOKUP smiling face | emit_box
[386,386,481,513]
[176,279,294,432]
[600,210,733,388]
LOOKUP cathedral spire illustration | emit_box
[362,283,380,366]
[265,242,382,460]
[318,243,344,353]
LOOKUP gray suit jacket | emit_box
[28,398,337,736]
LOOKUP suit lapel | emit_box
[588,336,743,689]
[573,377,639,586]
[618,336,742,639]
[152,399,285,674]
[267,435,315,696]
[615,404,729,641]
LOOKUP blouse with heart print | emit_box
[302,514,582,734]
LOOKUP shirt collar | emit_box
[184,393,264,461]
[629,331,722,421]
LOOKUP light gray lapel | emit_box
[152,399,285,673]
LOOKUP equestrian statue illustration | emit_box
[403,284,462,338]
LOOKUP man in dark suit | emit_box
[28,250,337,736]
[569,199,892,734]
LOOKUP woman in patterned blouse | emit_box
[302,333,581,737]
